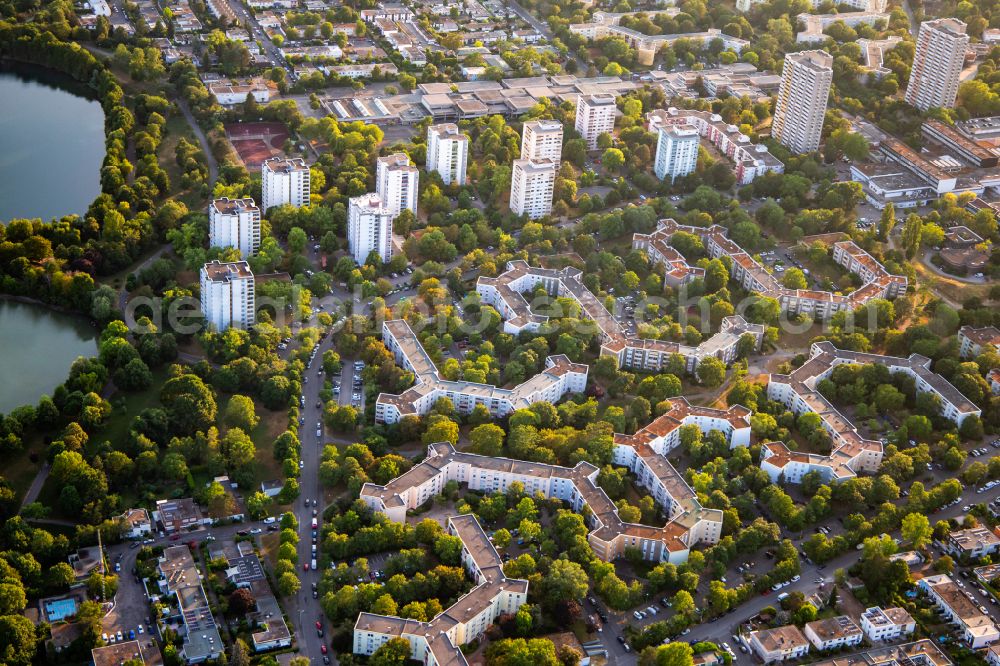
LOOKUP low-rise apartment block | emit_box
[764,341,981,483]
[569,13,748,66]
[363,397,749,565]
[375,319,587,424]
[860,606,916,642]
[634,219,907,321]
[354,514,528,666]
[919,574,1000,648]
[811,640,950,666]
[804,616,864,651]
[947,526,1000,559]
[154,498,206,534]
[749,625,811,663]
[207,78,277,106]
[477,260,764,375]
[157,546,223,663]
[959,325,1000,358]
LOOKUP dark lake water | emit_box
[0,299,97,413]
[0,63,106,223]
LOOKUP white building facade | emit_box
[209,197,261,258]
[261,157,310,214]
[376,153,419,218]
[200,260,255,331]
[509,158,556,219]
[521,119,564,162]
[772,50,833,154]
[905,18,969,111]
[348,193,394,265]
[654,125,700,181]
[426,124,469,186]
[575,94,616,150]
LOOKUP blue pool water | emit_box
[44,598,77,622]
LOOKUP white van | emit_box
[777,592,790,602]
[311,558,317,570]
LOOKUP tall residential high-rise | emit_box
[261,157,310,213]
[348,193,394,265]
[376,153,419,218]
[905,18,969,111]
[771,50,834,155]
[509,158,557,220]
[200,260,255,331]
[575,94,617,150]
[426,124,469,186]
[653,125,700,182]
[521,120,564,162]
[209,197,261,258]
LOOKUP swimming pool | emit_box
[44,598,77,622]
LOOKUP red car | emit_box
[303,563,310,571]
[321,645,328,655]
[169,534,180,541]
[315,621,322,630]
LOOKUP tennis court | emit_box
[225,122,290,168]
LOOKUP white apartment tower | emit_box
[575,94,617,150]
[521,119,564,162]
[261,157,310,214]
[200,260,255,331]
[654,125,700,182]
[348,193,395,265]
[771,50,833,155]
[376,153,419,218]
[426,124,469,186]
[510,158,557,219]
[905,18,969,111]
[209,197,261,258]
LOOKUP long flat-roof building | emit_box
[261,157,310,213]
[157,546,223,663]
[426,123,469,186]
[521,119,564,162]
[763,341,982,484]
[477,259,765,375]
[804,616,864,651]
[200,260,255,331]
[772,50,833,154]
[905,18,969,111]
[348,193,394,265]
[811,640,950,666]
[509,158,556,219]
[354,515,528,666]
[575,94,616,150]
[375,319,588,423]
[860,607,916,642]
[209,197,261,258]
[376,153,419,218]
[919,574,1000,648]
[749,625,811,663]
[363,398,750,565]
[568,15,748,66]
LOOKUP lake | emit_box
[0,62,106,223]
[0,300,97,413]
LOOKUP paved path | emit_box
[177,99,218,188]
[19,463,50,509]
